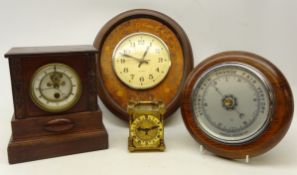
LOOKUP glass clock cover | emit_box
[113,32,171,89]
[30,63,82,112]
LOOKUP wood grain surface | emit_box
[181,51,294,159]
[94,9,193,121]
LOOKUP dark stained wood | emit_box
[94,9,193,121]
[5,45,108,164]
[5,45,97,57]
[11,111,103,139]
[8,126,108,164]
[44,118,75,132]
[181,51,294,159]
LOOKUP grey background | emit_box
[0,0,296,174]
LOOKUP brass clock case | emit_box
[128,101,165,152]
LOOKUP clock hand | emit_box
[142,45,150,59]
[137,127,151,135]
[121,53,150,65]
[149,125,159,130]
[138,46,151,68]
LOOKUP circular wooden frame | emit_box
[94,9,193,121]
[181,51,294,159]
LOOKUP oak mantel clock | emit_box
[94,9,193,121]
[5,45,108,164]
[181,51,294,160]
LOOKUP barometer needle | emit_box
[212,85,224,97]
[212,84,244,118]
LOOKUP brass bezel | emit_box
[112,32,171,90]
[30,63,82,113]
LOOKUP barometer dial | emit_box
[192,63,273,143]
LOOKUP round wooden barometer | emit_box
[181,51,294,159]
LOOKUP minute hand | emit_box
[138,46,151,68]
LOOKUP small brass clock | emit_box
[128,101,165,151]
[181,51,294,159]
[94,9,193,121]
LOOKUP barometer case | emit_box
[181,51,294,159]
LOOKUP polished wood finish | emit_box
[5,45,108,164]
[181,51,294,159]
[94,9,193,121]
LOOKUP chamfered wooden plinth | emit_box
[8,110,108,164]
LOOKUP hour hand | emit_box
[121,53,142,61]
[149,126,159,130]
[137,127,151,135]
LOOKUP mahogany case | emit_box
[5,45,108,164]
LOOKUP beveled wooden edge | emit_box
[181,51,294,159]
[94,9,193,121]
[5,45,97,57]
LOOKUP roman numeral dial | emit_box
[30,63,82,112]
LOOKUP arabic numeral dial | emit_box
[113,32,171,89]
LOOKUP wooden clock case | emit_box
[94,9,194,121]
[181,51,294,159]
[5,45,108,164]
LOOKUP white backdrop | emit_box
[0,0,296,174]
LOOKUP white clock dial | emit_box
[112,32,171,89]
[30,63,82,112]
[192,63,274,143]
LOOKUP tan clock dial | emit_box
[30,63,82,112]
[113,32,171,89]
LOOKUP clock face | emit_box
[191,63,273,143]
[130,114,163,147]
[113,32,171,89]
[30,63,82,112]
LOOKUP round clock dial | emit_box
[94,9,193,121]
[192,63,273,143]
[30,63,82,112]
[130,114,163,146]
[181,51,294,159]
[113,32,171,89]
